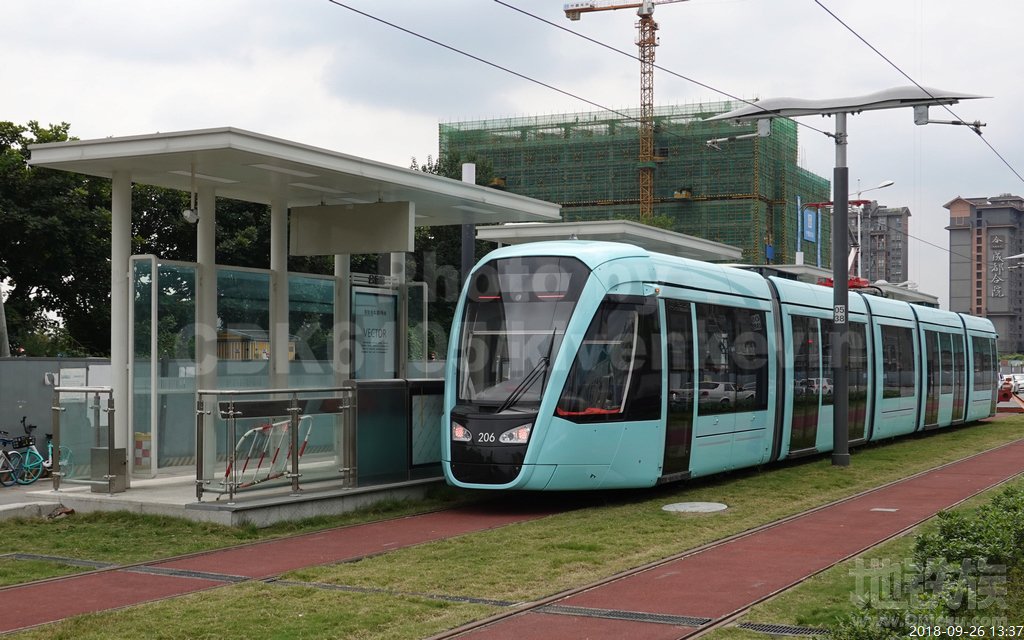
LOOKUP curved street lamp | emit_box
[707,86,987,468]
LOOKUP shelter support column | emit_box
[392,252,407,379]
[111,172,132,464]
[270,197,289,388]
[196,187,218,477]
[334,255,351,381]
[333,254,352,481]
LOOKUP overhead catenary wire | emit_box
[492,0,835,141]
[813,0,1024,187]
[493,0,1012,267]
[489,0,977,267]
[325,1,665,141]
[324,0,817,153]
[324,1,979,269]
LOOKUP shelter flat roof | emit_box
[475,220,743,262]
[28,127,560,226]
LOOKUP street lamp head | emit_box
[705,86,987,123]
[852,179,895,198]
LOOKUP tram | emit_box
[442,241,999,490]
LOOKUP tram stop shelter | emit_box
[476,220,744,263]
[27,127,559,519]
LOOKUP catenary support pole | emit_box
[832,113,851,467]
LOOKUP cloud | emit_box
[5,0,1024,306]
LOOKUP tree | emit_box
[0,119,502,358]
[0,121,111,356]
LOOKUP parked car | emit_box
[812,377,833,396]
[1001,375,1016,395]
[1012,374,1024,394]
[1000,377,1014,402]
[796,377,833,397]
[698,381,738,406]
[669,384,694,409]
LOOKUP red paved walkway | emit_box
[458,440,1024,639]
[0,503,552,633]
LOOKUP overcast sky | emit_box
[6,0,1024,307]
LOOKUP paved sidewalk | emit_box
[1,503,554,633]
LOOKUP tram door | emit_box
[952,334,966,423]
[923,330,956,427]
[789,315,820,453]
[663,299,694,475]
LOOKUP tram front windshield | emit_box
[457,256,589,409]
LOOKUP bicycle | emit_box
[0,435,23,487]
[12,417,72,486]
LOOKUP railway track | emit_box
[431,438,1024,639]
[2,435,1022,636]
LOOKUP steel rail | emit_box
[429,435,1024,639]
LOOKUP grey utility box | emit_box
[90,447,127,493]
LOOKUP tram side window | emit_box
[793,315,820,406]
[972,336,996,391]
[818,320,868,436]
[881,325,916,398]
[819,320,866,406]
[695,303,769,415]
[556,298,661,422]
[666,299,695,414]
[940,333,953,395]
[925,330,939,397]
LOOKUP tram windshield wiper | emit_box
[495,331,555,413]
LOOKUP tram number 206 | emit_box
[477,432,496,443]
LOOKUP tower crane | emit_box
[565,0,688,220]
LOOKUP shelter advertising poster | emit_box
[352,288,398,379]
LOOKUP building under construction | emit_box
[439,101,832,265]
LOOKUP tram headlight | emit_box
[451,421,472,442]
[498,423,532,444]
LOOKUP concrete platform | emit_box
[3,470,446,527]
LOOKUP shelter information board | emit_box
[352,288,398,379]
[803,208,818,242]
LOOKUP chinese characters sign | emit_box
[990,235,1006,299]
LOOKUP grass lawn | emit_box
[0,487,476,584]
[5,416,1024,639]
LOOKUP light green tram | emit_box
[443,242,999,490]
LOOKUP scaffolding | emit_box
[439,101,832,265]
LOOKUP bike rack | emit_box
[50,386,119,493]
[195,385,356,503]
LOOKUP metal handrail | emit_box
[195,385,357,503]
[50,386,116,493]
[53,386,115,394]
[197,386,353,396]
